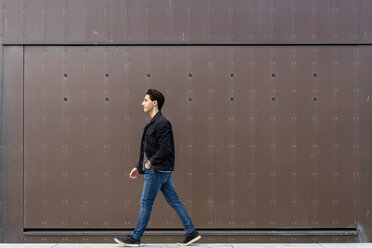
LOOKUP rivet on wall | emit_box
[64,73,68,78]
[313,72,318,77]
[272,97,276,101]
[64,97,68,101]
[188,73,192,78]
[272,73,276,77]
[105,97,109,102]
[188,97,192,101]
[147,73,151,78]
[105,73,109,78]
[230,73,234,78]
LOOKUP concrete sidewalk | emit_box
[0,244,371,248]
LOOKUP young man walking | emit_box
[115,89,201,247]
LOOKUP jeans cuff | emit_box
[131,232,140,241]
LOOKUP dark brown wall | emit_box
[1,0,372,45]
[1,0,372,243]
[22,46,357,230]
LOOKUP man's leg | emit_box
[160,174,196,235]
[131,169,162,241]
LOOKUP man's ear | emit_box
[153,100,158,107]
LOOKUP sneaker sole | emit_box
[114,237,140,247]
[177,235,201,246]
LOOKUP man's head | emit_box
[142,89,165,113]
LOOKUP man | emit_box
[115,89,201,247]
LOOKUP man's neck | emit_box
[149,109,159,119]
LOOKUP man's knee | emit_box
[140,198,155,208]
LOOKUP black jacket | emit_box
[136,112,175,174]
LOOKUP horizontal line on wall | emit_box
[2,43,372,47]
[23,228,357,236]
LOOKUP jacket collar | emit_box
[146,111,162,127]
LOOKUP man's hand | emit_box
[145,161,152,169]
[130,167,138,179]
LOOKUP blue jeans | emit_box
[131,168,196,240]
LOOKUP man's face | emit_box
[142,94,156,113]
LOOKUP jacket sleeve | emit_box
[135,131,146,174]
[149,121,172,168]
[136,162,144,174]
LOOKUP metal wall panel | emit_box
[0,3,4,238]
[24,46,357,230]
[2,46,24,242]
[2,0,372,44]
[357,46,372,241]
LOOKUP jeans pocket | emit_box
[144,167,155,176]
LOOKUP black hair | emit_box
[146,89,165,111]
